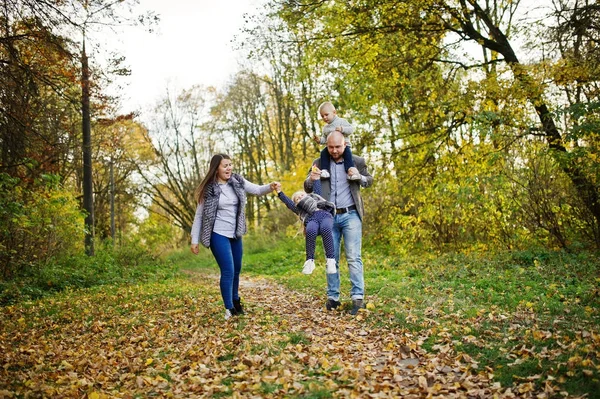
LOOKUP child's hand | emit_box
[335,126,343,132]
[310,164,321,181]
[271,182,282,193]
[313,135,321,144]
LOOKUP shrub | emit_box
[0,173,84,279]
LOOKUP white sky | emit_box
[110,0,263,115]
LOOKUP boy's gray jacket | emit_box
[304,155,374,221]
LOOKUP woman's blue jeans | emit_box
[210,232,243,310]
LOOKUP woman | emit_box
[190,154,279,320]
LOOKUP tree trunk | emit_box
[82,40,94,255]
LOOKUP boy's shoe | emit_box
[320,169,330,179]
[326,258,337,274]
[233,298,244,314]
[350,299,365,315]
[224,308,238,320]
[326,298,341,310]
[347,167,361,180]
[302,259,316,275]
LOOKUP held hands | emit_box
[270,182,282,193]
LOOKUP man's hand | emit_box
[190,244,199,255]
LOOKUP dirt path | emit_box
[184,272,549,398]
[0,272,568,398]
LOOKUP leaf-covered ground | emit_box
[0,270,591,398]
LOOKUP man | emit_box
[304,131,374,315]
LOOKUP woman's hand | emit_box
[190,244,199,255]
[270,182,282,192]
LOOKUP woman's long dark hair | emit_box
[194,154,231,204]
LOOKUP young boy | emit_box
[276,187,337,275]
[313,101,361,181]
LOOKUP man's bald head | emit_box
[326,131,346,163]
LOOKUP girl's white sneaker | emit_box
[302,259,316,274]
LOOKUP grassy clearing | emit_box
[180,233,600,397]
[2,233,598,397]
[5,268,476,398]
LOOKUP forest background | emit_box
[2,0,598,277]
[1,0,599,396]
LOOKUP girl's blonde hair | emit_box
[291,190,307,204]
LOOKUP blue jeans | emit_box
[209,232,243,310]
[327,210,364,301]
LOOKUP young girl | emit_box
[276,187,337,275]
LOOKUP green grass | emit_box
[260,382,283,394]
[288,332,311,346]
[301,389,333,399]
[180,233,600,397]
[0,241,180,305]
